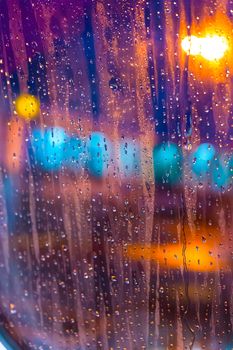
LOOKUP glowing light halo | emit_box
[201,35,228,60]
[126,241,227,272]
[181,35,201,56]
[182,34,228,61]
[15,93,40,121]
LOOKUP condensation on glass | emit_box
[0,0,232,349]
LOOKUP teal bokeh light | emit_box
[225,344,233,350]
[211,156,230,191]
[31,127,68,171]
[119,139,141,178]
[191,143,216,177]
[153,142,183,184]
[63,137,86,171]
[86,132,112,177]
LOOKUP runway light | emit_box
[182,35,228,61]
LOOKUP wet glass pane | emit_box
[0,0,233,349]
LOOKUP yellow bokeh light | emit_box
[15,94,40,121]
[182,35,228,61]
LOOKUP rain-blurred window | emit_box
[0,1,233,349]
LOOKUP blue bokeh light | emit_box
[191,143,216,177]
[63,137,86,171]
[228,155,233,182]
[225,344,233,350]
[211,155,230,191]
[119,139,141,177]
[86,132,112,177]
[153,142,183,184]
[30,127,68,171]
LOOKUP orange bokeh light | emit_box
[182,35,228,61]
[126,239,228,272]
[180,12,233,83]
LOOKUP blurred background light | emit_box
[0,328,21,350]
[15,94,40,121]
[63,137,86,171]
[182,35,201,55]
[119,139,141,178]
[211,155,230,191]
[86,132,112,178]
[228,154,233,181]
[191,143,216,178]
[182,35,228,61]
[153,142,183,184]
[30,127,68,171]
[126,239,227,272]
[201,35,228,60]
[225,345,233,350]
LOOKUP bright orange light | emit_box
[181,35,201,56]
[182,35,228,61]
[126,242,228,272]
